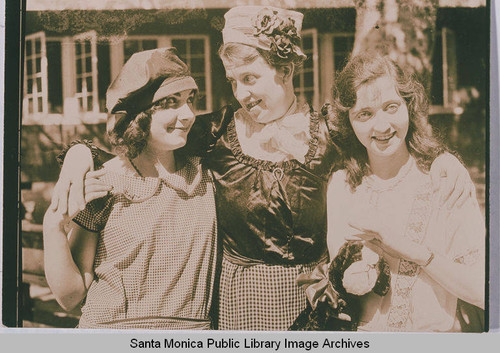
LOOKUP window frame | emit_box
[23,31,49,120]
[72,31,100,116]
[294,28,319,110]
[168,34,212,114]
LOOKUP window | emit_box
[73,31,99,114]
[294,29,319,110]
[24,32,48,117]
[431,27,458,110]
[332,33,355,73]
[123,38,159,62]
[171,36,211,113]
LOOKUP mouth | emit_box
[245,99,262,111]
[371,131,396,142]
[166,126,189,133]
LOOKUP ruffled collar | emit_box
[227,106,321,172]
[234,98,312,163]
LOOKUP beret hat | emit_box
[106,47,198,130]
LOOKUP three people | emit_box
[43,48,218,329]
[326,54,484,331]
[46,5,478,331]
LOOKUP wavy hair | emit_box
[330,53,447,190]
[107,108,153,159]
[218,42,305,75]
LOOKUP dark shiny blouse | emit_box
[186,106,340,266]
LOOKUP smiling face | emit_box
[147,89,196,152]
[224,55,293,124]
[349,76,410,161]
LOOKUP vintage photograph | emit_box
[16,0,487,332]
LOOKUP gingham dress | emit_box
[73,157,217,330]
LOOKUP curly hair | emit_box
[107,108,153,159]
[330,53,447,190]
[218,42,305,74]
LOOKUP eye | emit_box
[166,97,177,106]
[385,103,400,113]
[356,110,373,121]
[243,75,257,85]
[187,95,195,104]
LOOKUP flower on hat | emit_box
[252,7,302,60]
[253,8,282,36]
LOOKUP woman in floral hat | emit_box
[50,6,473,331]
[43,48,218,330]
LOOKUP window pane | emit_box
[190,39,204,55]
[76,58,82,74]
[26,40,33,56]
[35,38,41,53]
[172,40,186,56]
[124,40,139,62]
[86,56,92,72]
[38,97,43,112]
[27,59,33,75]
[143,40,157,50]
[302,36,312,51]
[77,78,82,93]
[75,42,81,55]
[36,77,42,92]
[86,76,93,92]
[27,79,33,93]
[87,96,93,111]
[190,57,205,73]
[304,71,313,89]
[85,41,91,54]
[78,97,84,111]
[28,99,33,114]
[36,57,41,73]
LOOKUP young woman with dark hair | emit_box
[43,48,217,330]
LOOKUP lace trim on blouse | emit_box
[226,107,321,172]
[386,181,434,331]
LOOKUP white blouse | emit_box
[326,157,484,332]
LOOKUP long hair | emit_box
[330,53,447,190]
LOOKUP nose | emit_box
[233,82,250,102]
[177,103,195,123]
[372,111,391,134]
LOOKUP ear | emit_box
[280,64,294,83]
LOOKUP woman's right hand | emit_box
[49,144,94,216]
[84,169,112,203]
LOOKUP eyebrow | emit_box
[351,99,401,113]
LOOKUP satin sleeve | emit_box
[180,105,234,157]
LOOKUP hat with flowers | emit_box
[222,5,306,60]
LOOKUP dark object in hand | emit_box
[289,240,391,331]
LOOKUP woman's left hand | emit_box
[348,218,429,265]
[430,153,475,210]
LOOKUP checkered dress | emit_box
[73,157,217,330]
[218,256,322,331]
